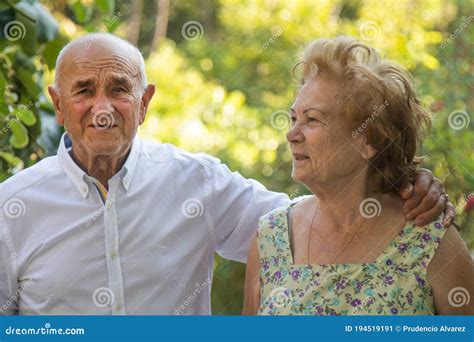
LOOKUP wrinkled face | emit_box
[286,77,369,189]
[51,40,148,157]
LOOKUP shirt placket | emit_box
[100,180,126,315]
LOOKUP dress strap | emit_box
[257,205,293,266]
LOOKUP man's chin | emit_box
[84,137,127,156]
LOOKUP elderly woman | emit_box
[243,37,474,315]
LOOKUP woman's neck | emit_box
[307,175,375,233]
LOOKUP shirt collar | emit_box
[57,133,141,197]
[121,134,141,191]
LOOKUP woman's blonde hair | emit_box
[298,36,431,193]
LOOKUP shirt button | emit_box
[110,251,117,259]
[116,303,122,310]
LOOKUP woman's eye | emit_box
[290,116,296,123]
[77,89,89,94]
[308,117,319,122]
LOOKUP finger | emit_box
[414,195,445,226]
[442,200,456,227]
[399,183,413,200]
[406,182,442,221]
[403,169,434,213]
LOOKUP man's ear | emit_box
[48,86,64,126]
[139,84,156,125]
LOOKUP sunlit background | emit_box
[0,0,472,314]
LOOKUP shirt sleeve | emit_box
[0,212,18,315]
[202,155,290,263]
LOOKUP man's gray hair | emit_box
[54,32,147,94]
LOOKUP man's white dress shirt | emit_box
[0,134,288,315]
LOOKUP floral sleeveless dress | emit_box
[257,203,447,315]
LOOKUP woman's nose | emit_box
[286,121,304,143]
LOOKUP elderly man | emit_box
[0,33,452,315]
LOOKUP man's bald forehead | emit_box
[54,33,147,92]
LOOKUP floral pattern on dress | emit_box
[257,203,447,315]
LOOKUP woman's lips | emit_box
[293,153,309,161]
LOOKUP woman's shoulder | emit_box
[428,223,470,269]
[427,223,474,314]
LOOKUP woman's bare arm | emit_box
[242,233,261,315]
[428,225,474,315]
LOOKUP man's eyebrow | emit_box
[109,75,132,86]
[72,78,94,89]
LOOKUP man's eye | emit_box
[113,87,127,93]
[291,116,296,123]
[77,89,90,94]
[308,117,319,122]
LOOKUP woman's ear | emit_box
[361,143,377,160]
[353,134,378,160]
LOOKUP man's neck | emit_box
[70,147,131,190]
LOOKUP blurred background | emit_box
[0,0,472,314]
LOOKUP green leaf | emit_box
[43,34,68,70]
[0,151,22,166]
[13,105,36,126]
[0,71,6,108]
[8,119,29,149]
[31,2,59,43]
[72,1,93,24]
[15,68,40,99]
[96,0,115,13]
[12,2,38,56]
[0,104,8,117]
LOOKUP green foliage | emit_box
[1,0,472,314]
[0,0,64,181]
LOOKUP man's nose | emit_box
[91,91,114,114]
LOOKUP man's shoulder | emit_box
[141,139,222,170]
[0,155,61,206]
